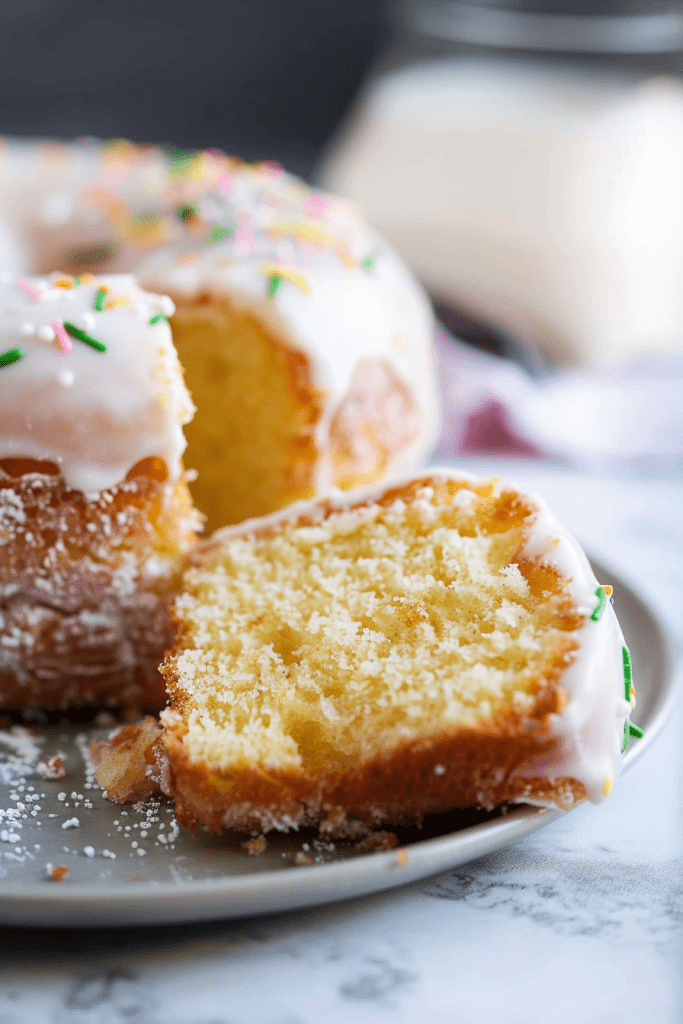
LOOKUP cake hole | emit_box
[0,458,60,478]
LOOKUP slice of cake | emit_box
[0,272,199,711]
[153,471,637,834]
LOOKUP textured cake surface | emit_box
[158,472,635,834]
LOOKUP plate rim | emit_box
[0,553,678,926]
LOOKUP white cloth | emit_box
[435,329,683,471]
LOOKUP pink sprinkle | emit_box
[16,278,42,302]
[303,195,334,218]
[235,213,253,254]
[52,318,72,354]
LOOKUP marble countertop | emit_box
[1,458,681,1024]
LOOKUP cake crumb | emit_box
[356,831,399,852]
[45,863,69,882]
[294,852,313,865]
[242,834,267,856]
[61,817,79,830]
[36,755,66,780]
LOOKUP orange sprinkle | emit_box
[53,276,74,289]
[105,295,131,309]
[396,849,409,867]
[49,864,70,882]
[79,273,97,285]
[603,585,613,597]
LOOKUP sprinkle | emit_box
[167,148,197,173]
[628,722,644,740]
[176,203,197,221]
[94,288,107,312]
[603,585,613,597]
[16,278,42,302]
[53,276,74,289]
[396,849,409,867]
[622,646,632,701]
[302,194,335,218]
[52,319,73,354]
[268,221,356,265]
[602,777,613,797]
[262,264,310,295]
[591,586,607,621]
[362,253,377,271]
[105,296,131,309]
[261,159,283,175]
[37,325,55,343]
[235,212,253,253]
[149,313,167,325]
[79,273,96,285]
[267,275,282,299]
[73,277,81,286]
[208,221,233,243]
[0,347,23,368]
[63,321,107,352]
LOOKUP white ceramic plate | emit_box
[0,557,676,928]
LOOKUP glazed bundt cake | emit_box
[0,140,440,532]
[0,272,199,710]
[152,471,637,834]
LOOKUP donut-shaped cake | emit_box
[0,140,440,531]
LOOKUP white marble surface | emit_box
[0,458,681,1024]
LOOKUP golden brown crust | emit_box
[0,462,198,711]
[329,358,421,490]
[158,711,586,835]
[158,473,586,834]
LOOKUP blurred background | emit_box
[1,0,683,468]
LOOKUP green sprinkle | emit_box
[622,645,632,701]
[0,347,23,368]
[591,586,607,622]
[361,253,377,271]
[149,313,168,325]
[267,275,283,299]
[629,722,644,740]
[94,288,107,312]
[167,148,197,173]
[73,277,81,286]
[208,221,233,243]
[176,203,197,221]
[63,321,107,352]
[622,722,629,753]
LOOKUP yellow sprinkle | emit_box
[603,777,613,797]
[602,585,613,597]
[53,276,74,289]
[260,264,310,293]
[105,295,131,309]
[78,273,97,285]
[268,220,357,267]
[396,849,408,866]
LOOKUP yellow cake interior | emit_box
[165,479,580,778]
[170,296,321,532]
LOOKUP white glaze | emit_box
[205,468,634,806]
[0,141,440,490]
[0,273,194,493]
